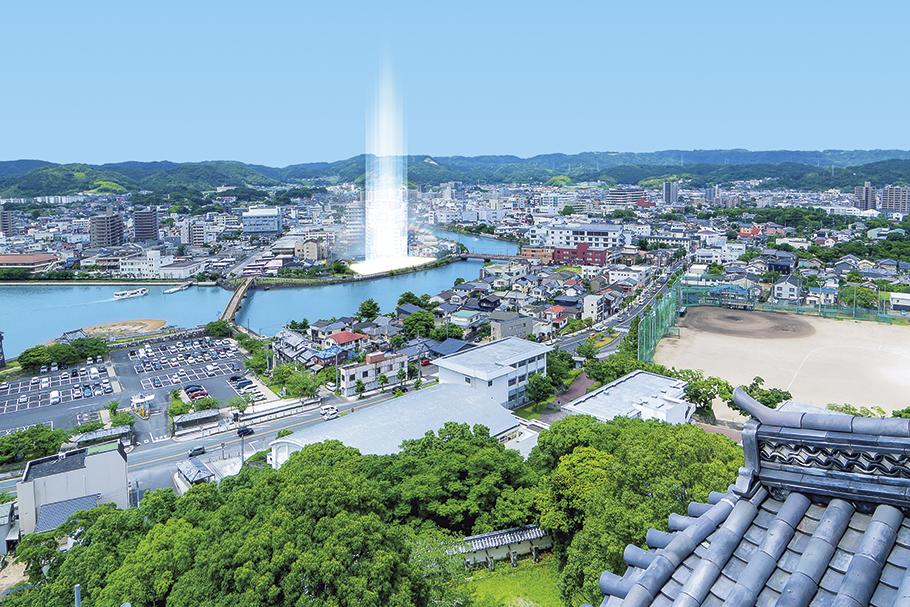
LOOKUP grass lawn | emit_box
[466,555,562,607]
[513,396,556,420]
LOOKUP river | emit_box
[0,231,518,357]
[235,230,519,335]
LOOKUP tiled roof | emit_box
[456,525,548,553]
[35,494,99,533]
[328,331,368,345]
[591,390,910,607]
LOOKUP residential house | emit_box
[773,275,803,302]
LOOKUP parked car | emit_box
[0,382,8,390]
[17,395,28,405]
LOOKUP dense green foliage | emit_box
[203,320,232,337]
[532,416,742,605]
[7,425,537,607]
[0,425,72,466]
[15,338,109,371]
[6,413,742,607]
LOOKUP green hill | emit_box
[4,150,910,196]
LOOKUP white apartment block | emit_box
[604,264,653,286]
[531,223,624,249]
[338,352,408,397]
[434,337,552,409]
[242,207,283,233]
[119,250,174,278]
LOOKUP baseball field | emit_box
[654,306,910,420]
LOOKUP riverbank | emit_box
[249,256,459,289]
[437,224,524,244]
[0,280,189,286]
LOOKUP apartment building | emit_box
[338,352,408,396]
[881,186,910,215]
[489,311,534,340]
[552,243,614,266]
[132,207,159,242]
[532,223,624,249]
[0,206,14,237]
[434,337,552,409]
[89,209,125,248]
[242,207,283,233]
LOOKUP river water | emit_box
[0,231,518,357]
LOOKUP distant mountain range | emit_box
[3,149,910,197]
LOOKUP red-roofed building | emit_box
[738,225,762,238]
[324,330,369,350]
[0,253,58,274]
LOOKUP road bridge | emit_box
[221,277,255,321]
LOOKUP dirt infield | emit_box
[655,307,910,420]
[680,308,815,339]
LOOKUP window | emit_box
[362,371,368,378]
[487,380,493,387]
[464,377,472,384]
[509,378,517,386]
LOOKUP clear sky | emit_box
[1,1,908,166]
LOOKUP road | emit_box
[0,387,403,496]
[555,258,688,357]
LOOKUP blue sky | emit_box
[1,1,908,165]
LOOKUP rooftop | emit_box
[595,389,910,607]
[35,494,99,533]
[271,383,519,456]
[435,337,551,381]
[562,370,690,422]
[23,449,87,482]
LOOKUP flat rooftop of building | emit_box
[562,370,687,421]
[271,383,519,456]
[161,260,203,268]
[435,337,551,381]
[242,207,280,216]
[23,449,87,482]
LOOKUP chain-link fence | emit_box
[677,285,904,325]
[637,285,907,362]
[637,286,680,362]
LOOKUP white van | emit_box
[89,367,100,380]
[40,378,49,389]
[49,390,61,405]
[205,364,216,377]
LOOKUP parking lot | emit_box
[0,365,115,414]
[139,360,241,391]
[0,358,109,396]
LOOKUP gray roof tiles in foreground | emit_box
[271,383,520,456]
[590,389,910,607]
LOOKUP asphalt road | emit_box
[555,258,688,357]
[0,387,405,496]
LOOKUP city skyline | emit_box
[2,1,910,165]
